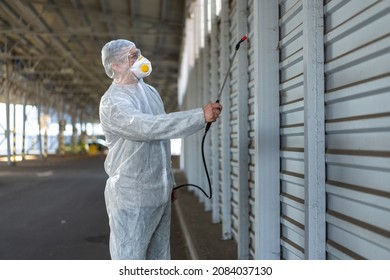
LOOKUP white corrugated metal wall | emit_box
[324,0,390,260]
[279,0,306,259]
[180,0,390,260]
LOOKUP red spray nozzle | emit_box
[235,35,248,50]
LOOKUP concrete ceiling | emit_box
[0,0,188,122]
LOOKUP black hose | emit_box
[173,130,212,199]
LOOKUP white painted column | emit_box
[210,0,221,223]
[220,0,232,241]
[303,0,326,260]
[5,78,12,165]
[254,0,280,260]
[37,83,44,159]
[22,91,27,159]
[202,0,211,210]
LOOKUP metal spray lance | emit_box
[204,35,248,134]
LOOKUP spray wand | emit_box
[204,35,248,133]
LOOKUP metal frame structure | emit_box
[0,0,187,161]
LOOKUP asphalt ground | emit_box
[0,155,236,260]
[0,155,111,260]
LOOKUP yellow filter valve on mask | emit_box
[141,64,149,73]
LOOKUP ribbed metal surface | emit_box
[279,0,305,259]
[210,12,221,223]
[218,0,233,241]
[324,0,390,260]
[247,0,256,259]
[180,0,389,260]
[228,0,239,242]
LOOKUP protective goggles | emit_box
[128,49,141,60]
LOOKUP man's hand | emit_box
[203,102,223,123]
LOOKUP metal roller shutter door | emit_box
[229,0,250,259]
[279,0,305,260]
[324,0,390,260]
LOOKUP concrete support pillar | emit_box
[12,102,16,161]
[5,64,12,165]
[58,97,66,156]
[22,92,27,160]
[71,108,78,154]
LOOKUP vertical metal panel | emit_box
[210,0,221,223]
[203,35,212,211]
[302,0,325,259]
[253,0,280,260]
[235,0,250,260]
[228,0,239,244]
[279,0,305,259]
[219,0,233,241]
[247,0,256,259]
[216,19,224,224]
[324,0,390,260]
[200,0,211,210]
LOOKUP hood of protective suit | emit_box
[101,39,138,84]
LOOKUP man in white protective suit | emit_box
[99,39,222,260]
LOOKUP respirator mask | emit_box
[130,55,152,79]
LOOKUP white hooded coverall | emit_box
[100,39,205,259]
